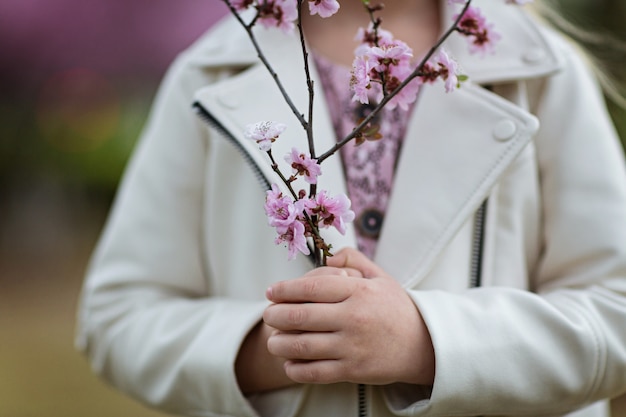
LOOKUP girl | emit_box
[76,0,626,416]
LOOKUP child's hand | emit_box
[263,248,435,386]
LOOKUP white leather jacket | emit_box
[76,1,626,416]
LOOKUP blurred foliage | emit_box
[0,91,148,193]
[540,0,626,140]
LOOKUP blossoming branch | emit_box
[222,0,533,264]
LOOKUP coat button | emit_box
[356,208,384,239]
[493,119,517,141]
[522,48,545,65]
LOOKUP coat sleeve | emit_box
[74,50,300,417]
[394,35,626,416]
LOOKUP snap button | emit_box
[356,208,384,239]
[493,119,517,141]
[218,94,239,109]
[522,48,545,65]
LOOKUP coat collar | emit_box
[194,1,546,284]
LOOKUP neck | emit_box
[301,0,442,66]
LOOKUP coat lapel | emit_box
[375,82,538,287]
[371,0,556,285]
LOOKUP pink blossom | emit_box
[417,49,460,93]
[285,148,321,184]
[244,120,287,151]
[264,184,303,230]
[350,55,373,104]
[354,24,394,48]
[306,191,355,235]
[434,49,460,93]
[369,42,413,73]
[455,6,501,56]
[265,184,311,260]
[351,34,420,109]
[256,0,298,33]
[308,0,340,18]
[386,75,421,110]
[275,220,310,260]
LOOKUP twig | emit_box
[222,0,309,128]
[317,0,473,163]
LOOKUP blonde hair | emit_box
[529,1,626,109]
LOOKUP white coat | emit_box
[76,1,626,416]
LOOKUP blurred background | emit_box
[0,0,624,416]
[0,0,228,415]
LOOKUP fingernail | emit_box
[266,287,273,300]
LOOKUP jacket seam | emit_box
[556,292,606,404]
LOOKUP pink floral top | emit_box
[314,54,415,259]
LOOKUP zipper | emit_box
[358,384,367,417]
[470,199,488,288]
[193,101,272,192]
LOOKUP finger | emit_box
[263,302,342,332]
[283,359,346,384]
[266,274,357,303]
[267,331,342,361]
[328,247,387,278]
